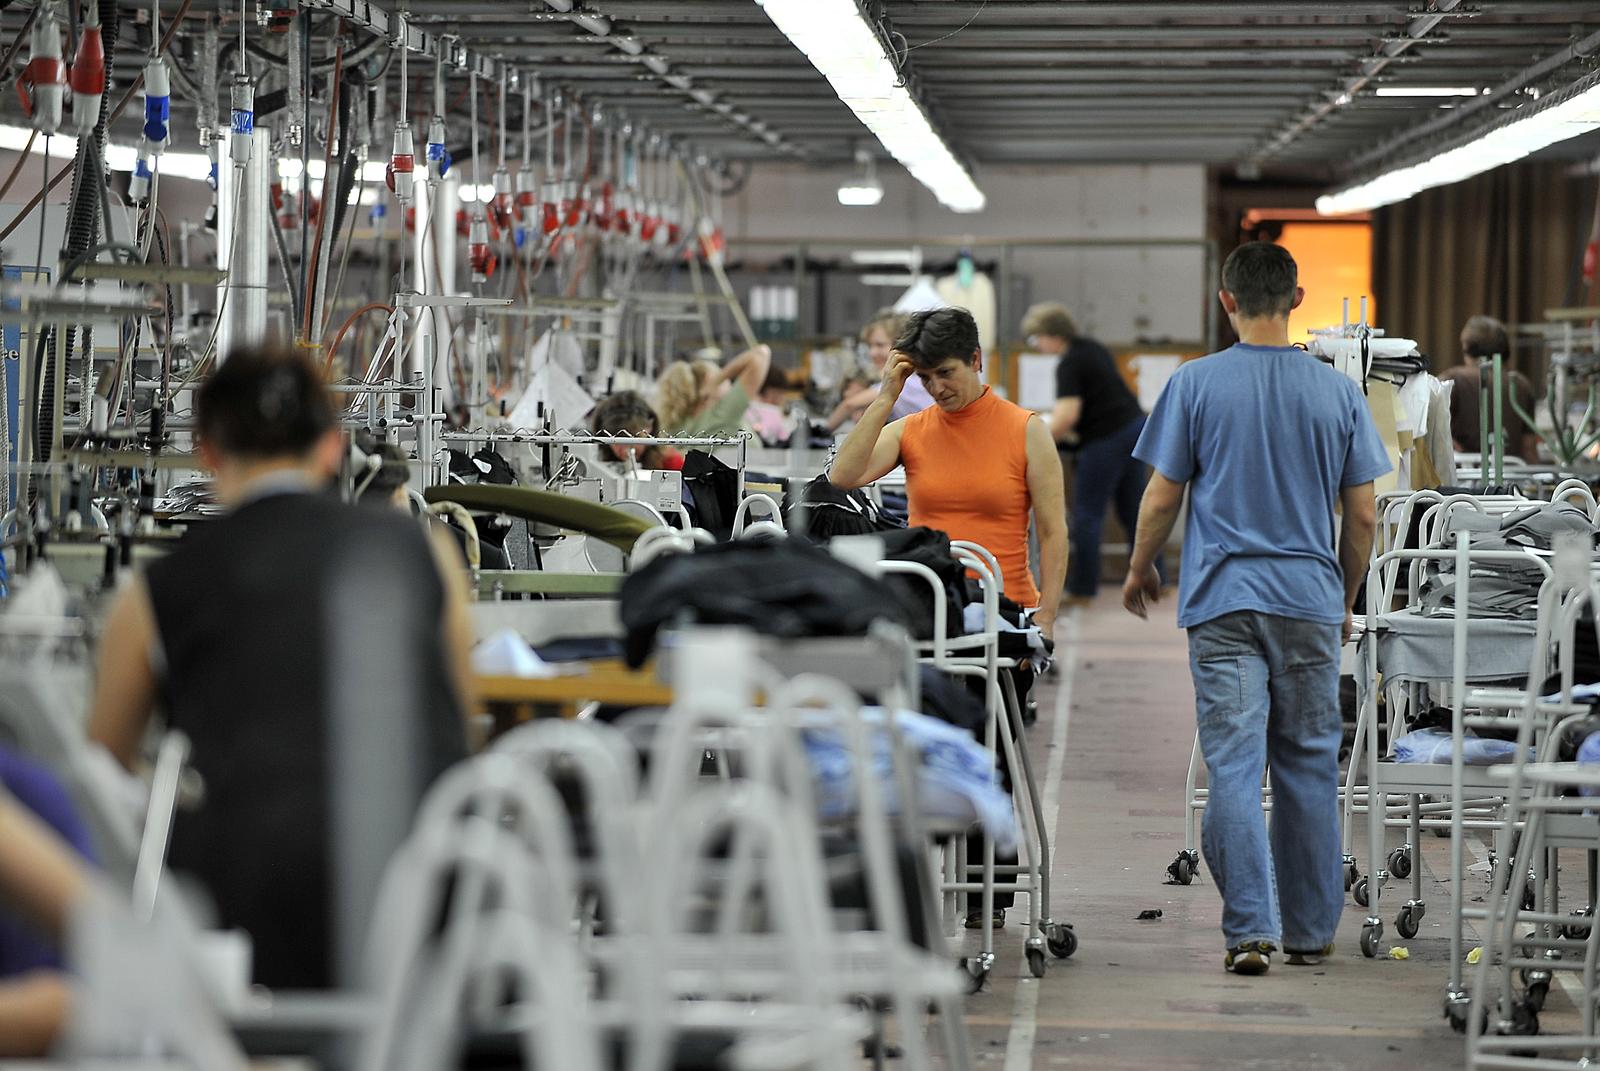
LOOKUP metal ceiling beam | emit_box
[1248,0,1466,164]
[1345,24,1600,172]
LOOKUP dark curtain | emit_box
[1374,162,1598,380]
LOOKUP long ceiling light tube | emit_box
[1317,70,1600,216]
[754,0,985,213]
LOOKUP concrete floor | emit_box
[952,589,1550,1071]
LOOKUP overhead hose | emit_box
[35,0,117,490]
[326,71,362,271]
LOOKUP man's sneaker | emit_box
[1286,942,1335,966]
[1224,941,1275,975]
[964,909,1006,931]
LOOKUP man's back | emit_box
[1135,344,1390,629]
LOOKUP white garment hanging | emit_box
[934,270,997,355]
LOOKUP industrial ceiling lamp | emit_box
[837,144,883,207]
[755,0,984,213]
[1318,73,1600,215]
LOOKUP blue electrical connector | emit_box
[142,57,171,151]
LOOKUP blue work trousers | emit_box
[1067,414,1163,597]
[1188,610,1344,951]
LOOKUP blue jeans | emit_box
[1188,611,1343,951]
[1066,414,1164,597]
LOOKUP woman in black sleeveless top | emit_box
[89,348,473,990]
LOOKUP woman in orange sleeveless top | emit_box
[829,307,1068,642]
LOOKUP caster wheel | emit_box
[1563,909,1593,940]
[1522,885,1537,912]
[1446,1003,1486,1035]
[1027,947,1047,978]
[1396,905,1422,940]
[1389,847,1413,880]
[1046,923,1078,959]
[1501,1001,1540,1037]
[961,957,990,994]
[1345,861,1359,892]
[1361,922,1382,959]
[1168,852,1195,886]
[1353,876,1370,908]
[1525,980,1550,1013]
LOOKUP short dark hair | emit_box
[1221,242,1299,320]
[358,442,411,502]
[760,366,789,395]
[196,345,335,459]
[590,390,659,436]
[894,307,980,370]
[1461,315,1511,359]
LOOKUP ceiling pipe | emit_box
[1346,24,1600,172]
[1248,0,1467,165]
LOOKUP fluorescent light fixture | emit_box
[1373,86,1480,98]
[837,183,883,206]
[837,144,883,206]
[0,123,212,182]
[755,0,985,213]
[1318,79,1600,215]
[849,249,918,266]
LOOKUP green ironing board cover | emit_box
[423,485,653,552]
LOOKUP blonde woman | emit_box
[655,344,772,436]
[828,309,934,430]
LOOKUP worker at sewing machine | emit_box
[590,390,686,472]
[86,346,473,991]
[654,344,774,437]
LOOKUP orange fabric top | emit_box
[899,387,1040,607]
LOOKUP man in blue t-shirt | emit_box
[1120,242,1391,977]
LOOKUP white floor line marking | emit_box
[1001,610,1078,1071]
[1459,833,1584,1007]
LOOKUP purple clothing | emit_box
[891,375,935,421]
[0,746,95,976]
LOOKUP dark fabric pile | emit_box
[618,538,916,667]
[786,474,905,539]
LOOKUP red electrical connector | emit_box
[273,182,299,232]
[591,180,615,233]
[68,4,104,136]
[469,216,495,283]
[613,187,633,237]
[490,166,513,233]
[16,11,67,134]
[515,167,538,231]
[387,120,415,203]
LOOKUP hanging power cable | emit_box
[516,74,536,254]
[539,85,560,244]
[490,68,511,236]
[424,41,448,184]
[467,67,492,285]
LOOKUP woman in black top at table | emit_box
[88,346,473,990]
[1023,301,1164,607]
